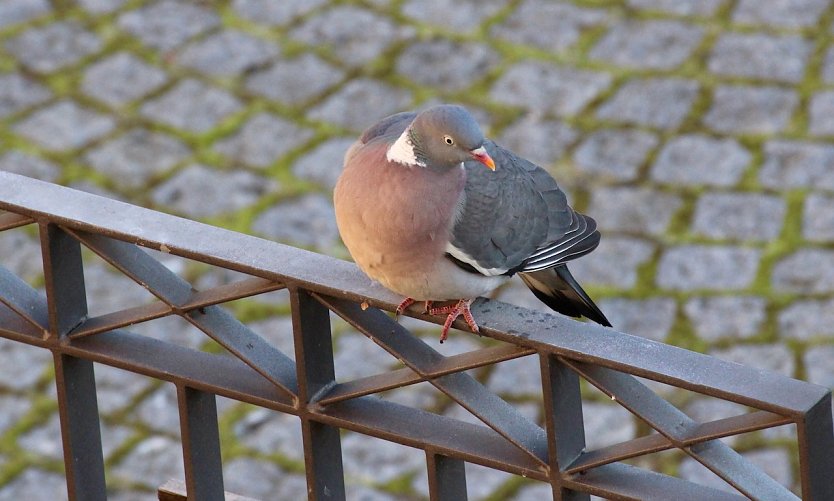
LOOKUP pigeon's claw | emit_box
[433,298,479,343]
[395,297,416,317]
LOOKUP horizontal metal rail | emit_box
[0,171,831,500]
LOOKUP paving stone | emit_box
[95,363,152,415]
[0,231,43,283]
[708,33,812,83]
[396,40,498,92]
[176,30,279,77]
[19,414,63,460]
[710,344,795,377]
[135,386,180,434]
[342,432,425,484]
[413,459,512,500]
[657,246,761,291]
[81,52,168,107]
[808,91,834,136]
[804,193,834,241]
[589,187,683,235]
[0,395,30,435]
[596,78,699,129]
[491,62,612,117]
[5,21,101,73]
[822,47,834,83]
[626,0,725,16]
[596,298,677,341]
[0,0,50,28]
[245,54,344,105]
[85,129,190,189]
[0,469,67,501]
[232,0,327,26]
[223,458,287,500]
[805,345,834,387]
[247,316,296,357]
[308,79,412,131]
[83,263,155,317]
[759,140,834,190]
[152,164,276,218]
[118,1,220,52]
[590,21,703,70]
[779,298,834,340]
[733,0,830,28]
[0,73,52,118]
[333,331,399,381]
[772,249,834,294]
[651,134,751,187]
[112,435,184,489]
[692,192,786,241]
[685,296,766,341]
[0,339,50,390]
[13,100,115,151]
[251,193,339,250]
[703,85,798,135]
[685,397,747,424]
[291,137,355,190]
[583,402,636,450]
[78,0,126,14]
[403,0,505,32]
[141,79,242,133]
[0,151,59,182]
[214,113,314,168]
[573,129,658,182]
[236,408,303,460]
[570,236,656,289]
[488,355,542,397]
[680,448,793,493]
[291,7,412,67]
[492,0,607,51]
[498,117,577,167]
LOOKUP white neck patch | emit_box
[386,127,426,167]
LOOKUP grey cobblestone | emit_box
[140,79,242,133]
[403,0,505,33]
[804,193,834,241]
[805,346,834,386]
[396,40,498,92]
[651,135,751,187]
[583,402,636,449]
[5,21,101,74]
[291,137,356,190]
[81,52,168,107]
[13,100,115,151]
[710,344,795,377]
[0,0,50,28]
[703,85,798,135]
[772,249,834,294]
[232,0,327,27]
[342,432,424,484]
[245,54,344,105]
[685,296,766,341]
[0,395,30,435]
[0,340,50,390]
[176,30,280,77]
[590,21,703,70]
[570,236,656,288]
[597,297,677,341]
[251,193,339,250]
[708,33,812,84]
[112,436,184,489]
[822,47,834,83]
[573,129,658,182]
[308,79,412,131]
[596,77,699,129]
[733,0,830,28]
[692,193,786,241]
[491,61,612,117]
[498,117,577,167]
[223,458,287,500]
[0,470,67,501]
[0,73,52,118]
[779,298,834,340]
[626,0,725,16]
[118,1,220,52]
[492,1,607,52]
[291,7,412,67]
[0,151,59,182]
[808,91,834,136]
[78,0,126,14]
[589,187,683,235]
[235,408,303,460]
[488,355,543,397]
[214,113,314,168]
[0,231,45,283]
[657,246,761,291]
[760,140,834,190]
[85,129,190,189]
[152,164,276,218]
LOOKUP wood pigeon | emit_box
[334,104,610,342]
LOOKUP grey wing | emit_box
[359,112,417,144]
[448,140,600,275]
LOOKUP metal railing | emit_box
[0,171,831,500]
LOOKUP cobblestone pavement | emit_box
[0,0,833,499]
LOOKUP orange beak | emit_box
[470,146,496,171]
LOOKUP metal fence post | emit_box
[178,385,225,501]
[426,451,468,500]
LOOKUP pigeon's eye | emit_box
[444,135,454,145]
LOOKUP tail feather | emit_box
[519,265,611,327]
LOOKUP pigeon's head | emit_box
[410,105,495,171]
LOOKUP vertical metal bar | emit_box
[291,288,345,501]
[426,451,467,501]
[53,354,106,501]
[177,385,225,501]
[797,392,834,501]
[540,354,590,501]
[40,223,87,337]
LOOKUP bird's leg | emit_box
[436,298,479,343]
[395,297,416,318]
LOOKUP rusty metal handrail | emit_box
[0,171,831,500]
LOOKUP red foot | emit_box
[432,298,479,343]
[395,298,435,317]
